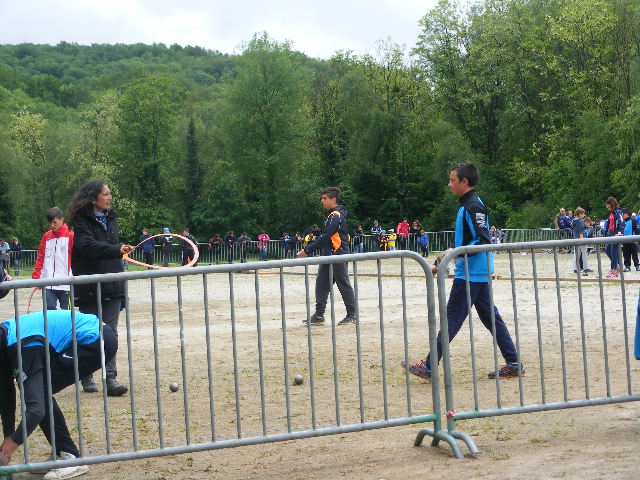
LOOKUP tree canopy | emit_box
[2,0,640,247]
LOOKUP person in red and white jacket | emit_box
[32,207,74,310]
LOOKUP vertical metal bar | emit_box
[229,272,242,437]
[400,257,412,417]
[150,277,165,448]
[463,254,479,410]
[353,261,365,422]
[376,259,389,420]
[279,267,292,433]
[485,251,502,408]
[67,289,84,455]
[304,265,317,430]
[123,281,138,451]
[531,250,546,404]
[176,277,191,445]
[552,248,568,401]
[617,243,632,394]
[96,283,112,454]
[508,251,525,406]
[202,274,217,441]
[575,253,590,399]
[329,263,341,426]
[595,248,611,396]
[41,298,57,457]
[254,271,268,436]
[13,290,29,463]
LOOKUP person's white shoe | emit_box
[43,452,89,480]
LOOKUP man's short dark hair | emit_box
[321,187,340,201]
[47,207,64,222]
[450,162,479,187]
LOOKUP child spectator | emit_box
[32,207,74,310]
[9,237,22,276]
[139,228,155,269]
[208,234,222,264]
[571,207,592,275]
[257,231,270,261]
[621,209,640,272]
[353,225,364,253]
[387,229,397,251]
[237,232,250,263]
[396,219,410,250]
[601,197,625,277]
[419,230,430,257]
[161,227,173,267]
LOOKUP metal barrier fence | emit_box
[420,235,640,455]
[7,228,607,275]
[0,250,473,477]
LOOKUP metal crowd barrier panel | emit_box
[423,235,640,455]
[0,250,468,477]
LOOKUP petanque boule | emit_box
[169,382,180,392]
[293,374,304,385]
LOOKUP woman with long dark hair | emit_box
[67,180,133,396]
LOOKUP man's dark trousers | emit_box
[315,262,356,317]
[426,278,518,366]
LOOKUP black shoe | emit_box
[106,378,128,396]
[338,315,356,325]
[303,313,325,325]
[81,376,98,393]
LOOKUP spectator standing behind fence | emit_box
[371,220,382,251]
[32,208,74,310]
[208,234,222,264]
[179,228,197,266]
[403,162,523,380]
[0,310,117,479]
[622,209,640,272]
[387,229,397,250]
[419,230,429,257]
[410,220,422,251]
[161,227,173,267]
[0,239,9,274]
[298,187,357,326]
[139,229,155,269]
[353,225,364,253]
[571,207,592,275]
[237,232,250,263]
[68,179,132,396]
[601,197,625,278]
[9,237,22,276]
[396,218,410,250]
[257,231,270,261]
[281,232,294,258]
[224,231,236,263]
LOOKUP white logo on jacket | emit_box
[475,213,486,229]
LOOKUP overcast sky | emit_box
[0,0,438,59]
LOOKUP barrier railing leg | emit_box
[413,424,466,459]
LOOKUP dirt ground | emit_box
[7,252,640,479]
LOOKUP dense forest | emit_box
[1,0,640,247]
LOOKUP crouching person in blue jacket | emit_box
[0,310,117,479]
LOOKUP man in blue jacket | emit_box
[0,310,117,478]
[403,163,522,380]
[298,187,356,326]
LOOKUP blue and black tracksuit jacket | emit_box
[304,205,350,256]
[453,190,493,282]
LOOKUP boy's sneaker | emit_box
[636,266,640,271]
[43,452,89,480]
[337,315,356,325]
[488,362,525,379]
[583,269,594,273]
[401,360,431,380]
[303,313,325,325]
[605,268,619,278]
[623,267,631,272]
